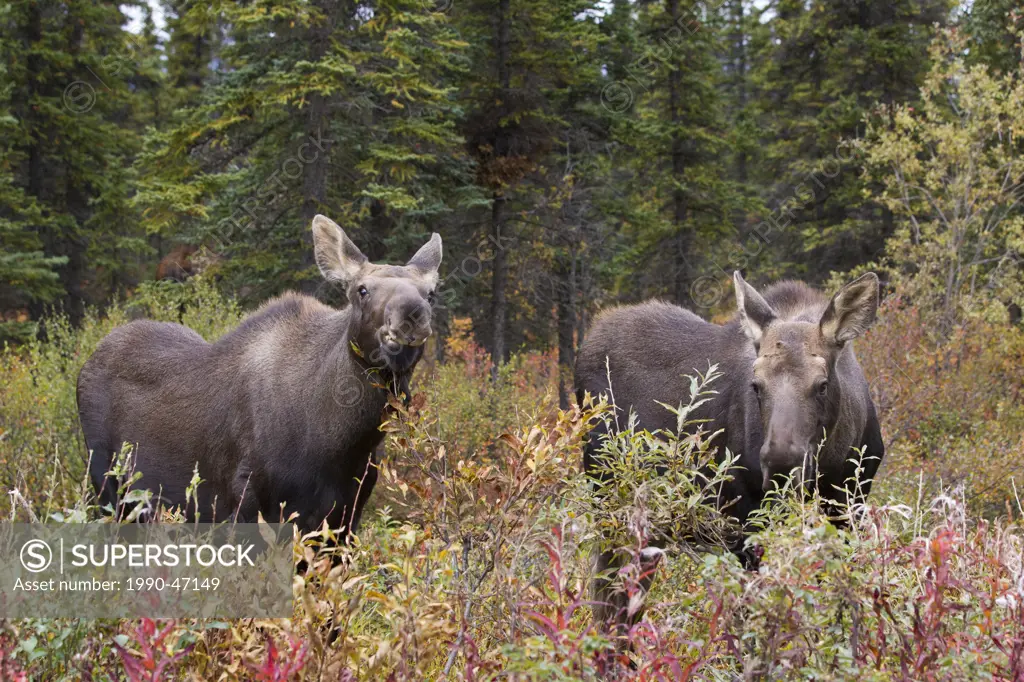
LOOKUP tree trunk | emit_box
[731,0,747,185]
[667,0,690,304]
[555,247,577,410]
[490,194,508,372]
[189,33,205,89]
[490,0,512,373]
[25,2,47,322]
[300,101,330,235]
[300,0,335,291]
[434,304,448,364]
[62,182,88,325]
[62,6,88,323]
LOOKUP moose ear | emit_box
[819,272,879,345]
[406,233,442,280]
[734,271,777,347]
[312,214,367,283]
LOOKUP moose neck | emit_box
[818,345,861,466]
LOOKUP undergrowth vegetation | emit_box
[859,295,1024,517]
[1,279,1023,680]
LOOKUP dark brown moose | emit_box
[77,215,441,534]
[575,271,885,633]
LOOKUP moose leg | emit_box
[87,446,119,511]
[722,479,763,570]
[308,448,380,544]
[729,534,763,571]
[321,450,379,647]
[593,549,627,637]
[592,546,664,643]
[229,465,262,523]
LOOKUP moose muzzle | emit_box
[382,298,432,348]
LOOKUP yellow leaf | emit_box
[341,574,369,591]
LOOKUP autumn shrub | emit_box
[414,317,558,456]
[648,490,1024,681]
[5,284,1024,680]
[371,316,559,518]
[292,387,1024,681]
[306,365,794,681]
[858,294,1024,516]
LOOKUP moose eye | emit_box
[817,381,829,396]
[357,285,369,298]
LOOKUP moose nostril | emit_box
[385,302,432,346]
[761,441,811,491]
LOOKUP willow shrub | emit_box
[4,285,1024,680]
[291,372,1024,681]
[858,294,1024,517]
[294,364,754,680]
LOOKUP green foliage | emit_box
[965,0,1024,74]
[584,365,740,553]
[748,0,949,281]
[0,5,64,343]
[134,0,480,302]
[609,0,751,303]
[0,1,152,323]
[860,28,1024,332]
[0,0,1015,366]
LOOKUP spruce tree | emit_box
[0,25,63,343]
[750,0,950,282]
[136,0,478,302]
[450,0,606,364]
[608,0,744,305]
[1,0,145,325]
[965,0,1022,75]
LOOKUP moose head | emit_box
[312,214,442,374]
[734,271,880,491]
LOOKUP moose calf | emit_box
[77,215,441,535]
[576,271,885,635]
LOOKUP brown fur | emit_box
[575,272,885,635]
[77,216,442,534]
[155,244,199,282]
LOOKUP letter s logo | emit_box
[21,540,52,573]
